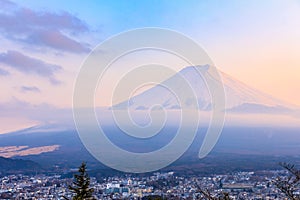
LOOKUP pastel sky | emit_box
[0,0,300,132]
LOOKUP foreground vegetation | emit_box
[197,162,300,200]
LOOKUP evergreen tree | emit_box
[65,162,95,200]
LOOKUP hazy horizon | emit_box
[1,3,300,199]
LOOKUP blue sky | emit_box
[0,0,300,132]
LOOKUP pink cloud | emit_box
[27,30,90,53]
[0,3,90,53]
[0,50,62,84]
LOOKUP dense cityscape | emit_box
[0,168,297,199]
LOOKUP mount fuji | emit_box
[0,65,299,171]
[113,65,293,114]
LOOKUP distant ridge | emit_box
[0,156,42,174]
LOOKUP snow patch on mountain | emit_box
[113,65,294,113]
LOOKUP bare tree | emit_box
[273,162,300,200]
[195,184,232,200]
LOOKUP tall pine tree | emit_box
[65,162,95,200]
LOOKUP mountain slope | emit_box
[0,156,42,173]
[113,65,292,112]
